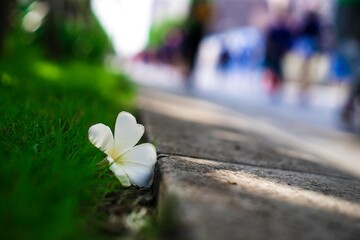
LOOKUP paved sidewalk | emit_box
[138,87,360,240]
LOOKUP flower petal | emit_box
[88,123,114,155]
[110,163,131,187]
[121,143,157,187]
[114,111,144,156]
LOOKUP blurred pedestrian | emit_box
[263,11,293,100]
[293,10,322,105]
[335,0,360,122]
[218,43,231,72]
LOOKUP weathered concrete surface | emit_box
[138,88,360,240]
[157,155,360,240]
[143,109,355,179]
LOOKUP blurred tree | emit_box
[42,0,111,61]
[0,0,15,56]
[42,0,66,59]
[1,0,111,62]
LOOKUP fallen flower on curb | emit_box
[88,111,157,187]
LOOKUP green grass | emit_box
[0,41,136,239]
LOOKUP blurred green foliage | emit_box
[55,17,113,61]
[53,12,113,61]
[5,0,113,61]
[147,18,184,49]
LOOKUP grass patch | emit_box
[0,43,137,239]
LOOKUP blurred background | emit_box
[107,0,360,134]
[1,0,359,132]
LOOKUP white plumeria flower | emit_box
[88,111,157,187]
